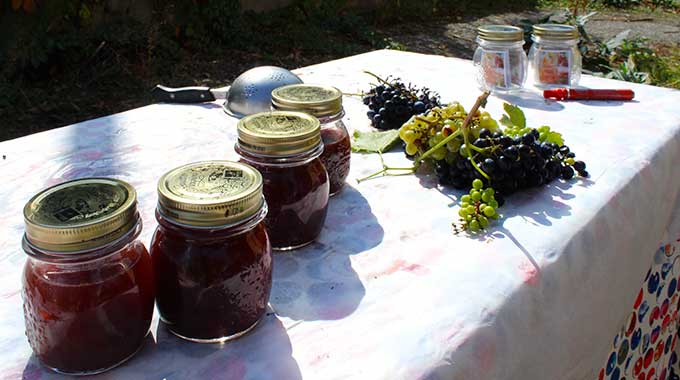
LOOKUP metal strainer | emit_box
[223,66,303,118]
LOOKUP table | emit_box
[1,50,680,380]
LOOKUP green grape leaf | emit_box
[499,114,514,128]
[545,131,564,146]
[502,103,526,128]
[351,129,401,153]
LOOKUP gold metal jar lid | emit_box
[271,84,343,118]
[532,24,579,40]
[237,111,321,157]
[477,25,524,42]
[157,161,264,227]
[23,178,138,252]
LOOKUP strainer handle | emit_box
[151,85,216,103]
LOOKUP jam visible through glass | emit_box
[241,156,329,250]
[22,241,154,374]
[320,127,351,195]
[151,214,272,341]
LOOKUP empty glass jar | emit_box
[473,25,528,93]
[528,24,582,88]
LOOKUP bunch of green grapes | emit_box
[455,179,501,233]
[398,102,500,161]
[504,125,564,146]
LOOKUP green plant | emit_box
[606,56,650,83]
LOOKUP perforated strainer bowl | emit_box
[223,66,303,118]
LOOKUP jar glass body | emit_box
[236,144,329,250]
[21,220,154,375]
[528,36,582,88]
[318,109,351,196]
[473,38,528,92]
[151,207,272,342]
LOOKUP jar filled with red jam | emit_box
[271,84,351,196]
[235,111,329,250]
[151,161,272,343]
[21,178,154,375]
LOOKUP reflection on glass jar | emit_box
[473,25,528,93]
[271,84,351,196]
[528,24,582,88]
[236,111,329,251]
[151,161,272,343]
[21,178,154,375]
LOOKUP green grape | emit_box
[489,199,499,209]
[465,214,473,222]
[481,192,491,203]
[470,191,481,202]
[483,206,495,217]
[405,143,418,156]
[458,208,468,217]
[466,205,475,215]
[461,202,470,209]
[401,129,417,144]
[490,212,500,220]
[461,194,471,203]
[483,188,494,197]
[459,144,469,157]
[431,147,447,161]
[565,158,575,165]
[469,220,480,231]
[478,215,489,228]
[446,139,461,153]
[479,203,487,210]
[472,179,483,190]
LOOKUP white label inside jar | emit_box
[481,50,510,89]
[537,49,572,85]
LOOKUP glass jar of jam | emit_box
[528,24,582,88]
[151,161,272,343]
[235,111,329,250]
[21,178,154,375]
[473,25,528,92]
[271,84,351,196]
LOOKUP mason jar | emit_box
[473,25,528,92]
[151,161,272,343]
[235,111,329,250]
[271,84,351,196]
[528,24,582,88]
[21,178,154,375]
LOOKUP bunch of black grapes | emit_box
[435,128,588,200]
[363,79,441,130]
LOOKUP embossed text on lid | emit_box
[237,111,321,156]
[23,178,138,252]
[271,84,343,118]
[157,161,264,227]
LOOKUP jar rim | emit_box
[23,216,143,264]
[236,141,324,165]
[532,24,579,40]
[477,25,524,42]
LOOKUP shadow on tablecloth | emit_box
[269,185,383,321]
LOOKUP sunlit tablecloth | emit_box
[1,50,679,380]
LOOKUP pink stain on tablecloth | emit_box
[518,261,539,286]
[367,259,429,278]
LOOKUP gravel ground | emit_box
[380,9,680,59]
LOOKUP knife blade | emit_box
[151,85,228,103]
